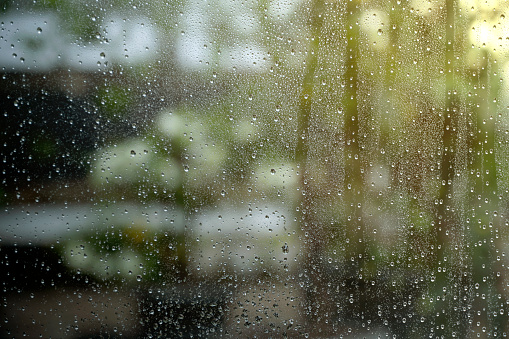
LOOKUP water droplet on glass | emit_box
[282,243,289,254]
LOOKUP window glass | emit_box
[1,0,508,337]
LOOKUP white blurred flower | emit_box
[157,111,185,139]
[117,252,145,278]
[152,157,183,192]
[234,119,258,142]
[185,143,227,185]
[156,110,226,190]
[90,139,154,186]
[219,44,269,71]
[63,241,144,281]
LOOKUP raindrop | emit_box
[282,243,289,254]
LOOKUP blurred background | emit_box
[1,0,509,337]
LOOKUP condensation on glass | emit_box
[1,0,508,337]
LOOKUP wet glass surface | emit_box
[2,0,509,337]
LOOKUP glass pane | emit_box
[1,0,509,337]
